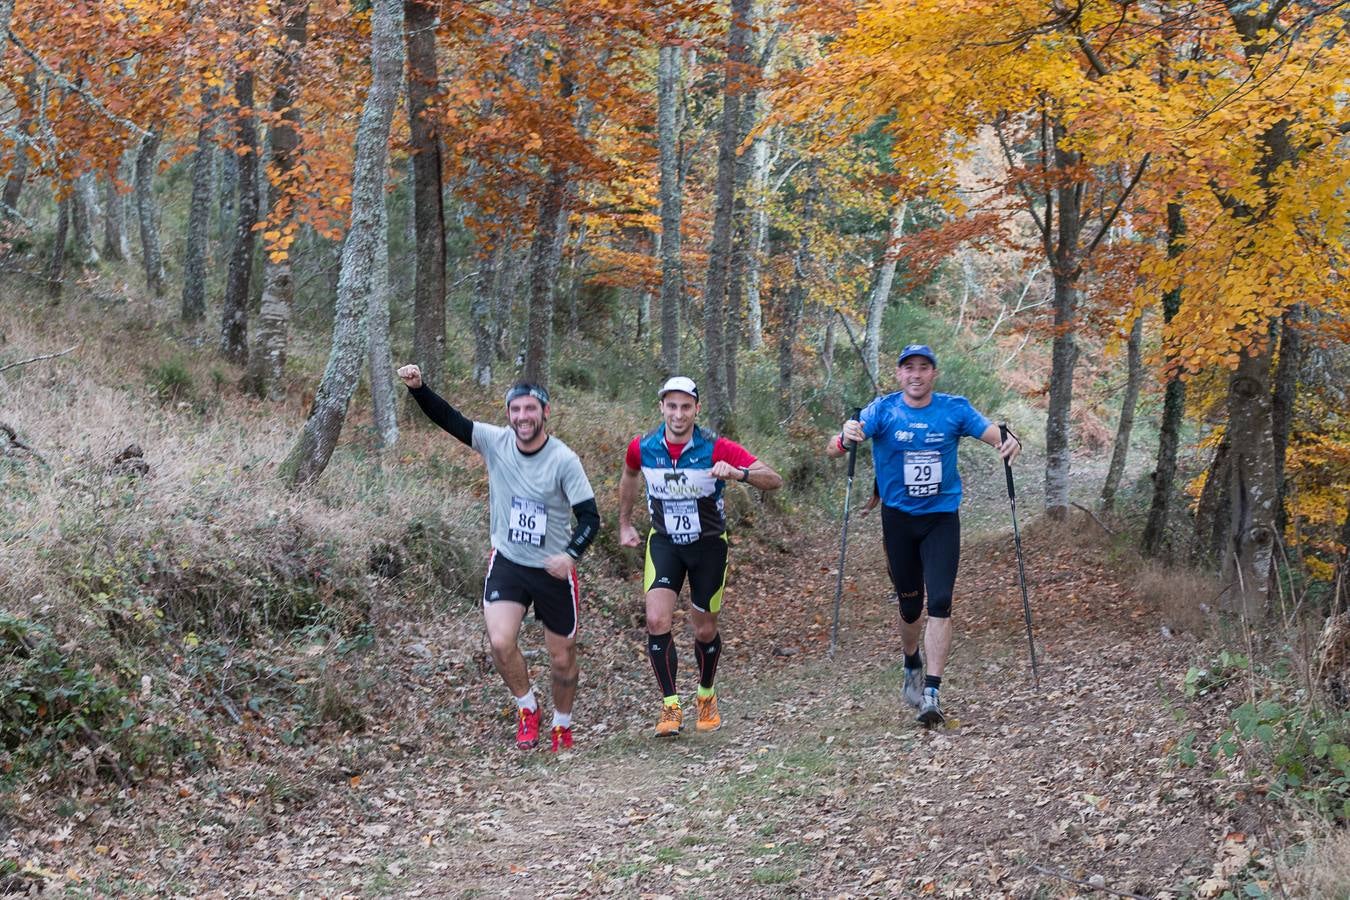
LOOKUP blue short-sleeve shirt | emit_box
[860,392,991,514]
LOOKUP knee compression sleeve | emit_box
[926,592,952,618]
[898,590,924,624]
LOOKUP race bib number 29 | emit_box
[509,497,548,546]
[903,450,942,498]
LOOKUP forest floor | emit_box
[8,499,1295,898]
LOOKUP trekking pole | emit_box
[829,406,863,659]
[999,423,1040,688]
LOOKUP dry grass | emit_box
[1284,827,1350,899]
[1,291,489,637]
[1134,561,1225,636]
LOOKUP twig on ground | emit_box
[0,422,49,466]
[0,343,78,374]
[1071,502,1117,536]
[1029,864,1149,899]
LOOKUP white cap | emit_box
[658,376,699,400]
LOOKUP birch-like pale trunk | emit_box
[863,202,907,383]
[71,172,101,266]
[181,88,217,322]
[1100,312,1143,512]
[134,127,165,297]
[470,248,497,385]
[248,4,309,398]
[45,197,69,299]
[221,69,258,364]
[368,190,398,449]
[1220,346,1279,618]
[280,0,403,488]
[745,127,772,350]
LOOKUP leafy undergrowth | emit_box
[2,507,1341,898]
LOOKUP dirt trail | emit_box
[29,509,1266,898]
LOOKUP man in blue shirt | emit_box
[826,344,1020,724]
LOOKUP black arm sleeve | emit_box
[408,384,474,446]
[565,498,600,560]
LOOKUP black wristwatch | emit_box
[740,466,752,482]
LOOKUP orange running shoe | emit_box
[695,693,721,732]
[654,702,683,737]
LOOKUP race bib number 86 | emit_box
[903,450,942,498]
[509,497,548,546]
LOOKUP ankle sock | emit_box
[923,674,942,692]
[903,649,922,670]
[515,690,538,713]
[552,711,571,729]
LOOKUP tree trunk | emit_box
[745,125,771,351]
[1217,345,1279,617]
[657,42,683,375]
[247,5,308,398]
[1270,303,1304,537]
[701,0,752,429]
[368,185,398,449]
[405,0,446,392]
[864,202,907,383]
[1043,127,1082,520]
[1100,312,1143,512]
[181,87,217,323]
[1142,201,1186,557]
[522,168,568,386]
[221,69,258,365]
[134,127,165,297]
[0,74,34,220]
[71,172,100,266]
[0,0,13,71]
[214,142,238,269]
[470,246,497,385]
[777,180,813,420]
[279,0,403,488]
[724,22,760,413]
[1193,436,1230,563]
[45,196,69,299]
[101,156,131,261]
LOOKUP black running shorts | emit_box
[880,506,960,621]
[482,550,580,638]
[643,531,729,613]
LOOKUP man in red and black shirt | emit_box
[619,377,782,737]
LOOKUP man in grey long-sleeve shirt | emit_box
[398,364,600,752]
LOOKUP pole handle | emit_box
[998,422,1015,501]
[845,407,862,477]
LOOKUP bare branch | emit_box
[0,343,79,374]
[0,422,49,466]
[1077,152,1151,271]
